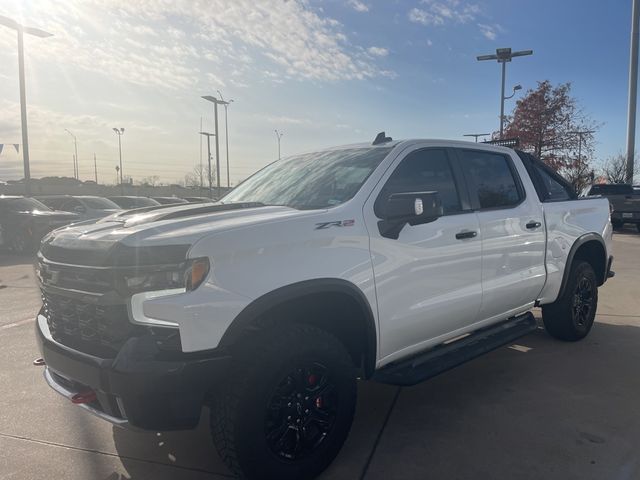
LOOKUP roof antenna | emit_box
[372,131,392,145]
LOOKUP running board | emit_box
[372,312,537,386]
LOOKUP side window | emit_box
[61,199,80,211]
[460,150,522,209]
[534,165,572,201]
[376,149,462,215]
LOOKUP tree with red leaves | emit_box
[503,80,599,192]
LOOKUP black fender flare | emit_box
[557,232,608,299]
[219,278,378,378]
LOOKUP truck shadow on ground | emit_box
[109,320,640,480]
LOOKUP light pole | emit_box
[217,90,234,188]
[202,95,229,198]
[463,133,490,143]
[626,0,640,184]
[477,48,532,139]
[113,128,125,185]
[64,129,78,179]
[0,15,53,196]
[275,129,284,160]
[199,131,215,199]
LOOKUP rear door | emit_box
[456,148,546,321]
[364,145,483,361]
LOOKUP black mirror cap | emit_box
[377,191,443,239]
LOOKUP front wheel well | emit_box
[219,282,377,379]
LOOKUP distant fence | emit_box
[482,138,520,148]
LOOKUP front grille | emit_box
[43,292,140,357]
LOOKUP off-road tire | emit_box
[542,261,598,341]
[210,324,357,480]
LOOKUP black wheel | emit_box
[210,324,357,480]
[611,220,623,230]
[542,261,598,341]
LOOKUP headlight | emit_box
[119,257,210,295]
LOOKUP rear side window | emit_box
[459,150,522,209]
[376,148,462,215]
[534,165,572,201]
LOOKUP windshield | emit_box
[80,197,120,209]
[222,147,393,209]
[3,197,52,212]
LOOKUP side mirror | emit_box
[378,191,443,239]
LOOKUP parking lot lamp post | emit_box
[113,128,124,184]
[199,131,215,199]
[217,90,234,188]
[275,129,283,160]
[477,48,532,139]
[202,96,229,198]
[65,129,78,179]
[0,15,53,196]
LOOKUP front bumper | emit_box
[36,314,231,430]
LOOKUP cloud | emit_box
[254,114,312,125]
[347,0,370,12]
[368,46,389,57]
[478,23,497,40]
[0,0,392,91]
[409,1,481,26]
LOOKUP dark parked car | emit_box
[108,196,160,209]
[36,195,121,222]
[584,184,640,231]
[151,196,189,205]
[182,196,214,203]
[0,196,78,254]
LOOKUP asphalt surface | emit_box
[0,230,639,480]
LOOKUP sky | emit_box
[0,0,636,185]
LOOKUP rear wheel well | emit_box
[573,240,606,286]
[222,289,376,378]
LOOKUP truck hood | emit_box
[39,202,317,266]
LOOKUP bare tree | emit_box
[138,175,160,187]
[184,164,213,188]
[602,153,636,184]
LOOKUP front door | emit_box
[364,146,483,362]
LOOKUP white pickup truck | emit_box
[35,136,613,480]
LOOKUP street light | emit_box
[64,129,78,179]
[0,15,53,196]
[275,129,284,160]
[202,95,229,198]
[199,131,215,199]
[217,90,234,188]
[477,48,533,139]
[504,84,522,100]
[113,128,125,185]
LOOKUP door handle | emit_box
[455,230,477,240]
[526,221,542,229]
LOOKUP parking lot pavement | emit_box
[1,230,638,480]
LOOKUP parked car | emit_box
[108,196,160,209]
[35,138,612,480]
[151,196,189,205]
[37,195,121,221]
[0,196,78,254]
[182,196,214,203]
[584,183,640,231]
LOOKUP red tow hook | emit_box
[33,358,46,366]
[71,390,97,404]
